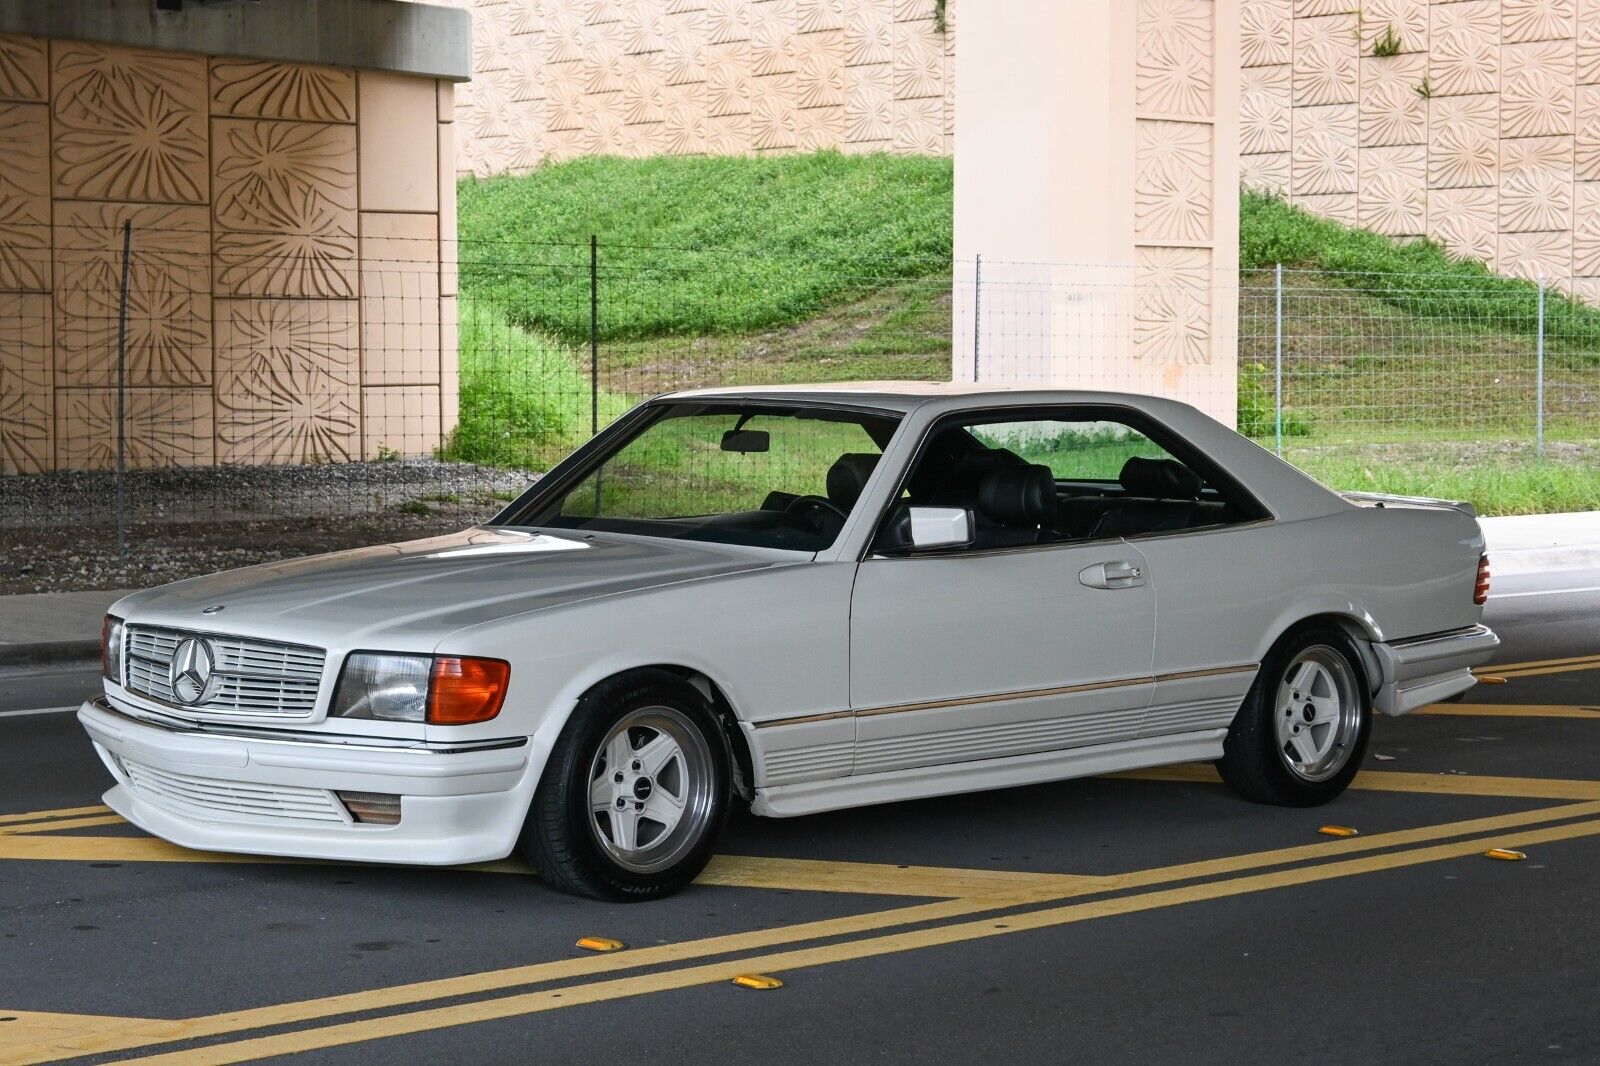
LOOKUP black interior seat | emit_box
[825,453,880,510]
[1090,456,1208,539]
[974,463,1057,548]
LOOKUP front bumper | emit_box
[1371,623,1501,715]
[78,698,537,865]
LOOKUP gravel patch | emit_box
[0,461,541,594]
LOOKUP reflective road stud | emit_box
[575,936,625,952]
[1318,825,1359,838]
[1484,848,1527,861]
[731,974,784,990]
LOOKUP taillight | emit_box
[1474,553,1491,605]
[427,656,510,724]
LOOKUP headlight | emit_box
[331,652,510,724]
[331,653,432,722]
[101,615,124,682]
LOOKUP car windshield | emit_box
[503,402,903,551]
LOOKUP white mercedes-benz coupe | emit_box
[81,384,1499,899]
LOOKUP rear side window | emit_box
[881,408,1264,551]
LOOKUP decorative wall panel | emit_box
[1429,94,1500,188]
[454,0,952,170]
[1291,103,1357,194]
[1360,0,1428,55]
[1499,134,1573,231]
[1240,64,1291,154]
[1572,180,1600,273]
[1135,120,1214,242]
[1133,247,1212,365]
[1501,40,1576,137]
[5,33,453,471]
[1292,14,1358,107]
[1136,0,1214,119]
[1241,0,1291,68]
[1360,55,1426,147]
[1430,2,1501,98]
[1429,186,1500,262]
[1358,144,1426,235]
[1497,229,1571,283]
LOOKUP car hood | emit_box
[113,527,798,649]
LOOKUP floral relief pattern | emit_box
[796,45,845,109]
[1502,41,1576,137]
[1358,145,1426,235]
[1360,55,1426,147]
[1429,2,1501,98]
[0,103,50,292]
[52,44,209,204]
[210,60,356,122]
[1292,104,1357,195]
[1240,0,1291,68]
[1240,65,1291,154]
[845,64,893,142]
[891,19,943,100]
[1136,0,1214,118]
[55,388,213,471]
[1500,135,1574,231]
[1134,247,1211,366]
[0,293,49,474]
[215,299,360,464]
[1360,0,1427,54]
[1503,0,1576,44]
[1580,2,1600,84]
[846,4,893,66]
[1573,180,1600,274]
[1240,151,1291,195]
[1498,229,1572,283]
[1428,94,1500,188]
[1134,120,1213,242]
[1292,14,1357,107]
[1428,187,1499,263]
[1578,84,1600,179]
[211,119,358,299]
[0,35,46,102]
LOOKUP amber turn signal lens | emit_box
[426,656,510,724]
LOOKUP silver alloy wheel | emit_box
[587,706,716,874]
[1273,646,1362,782]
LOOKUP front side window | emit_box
[510,402,901,551]
[878,408,1263,551]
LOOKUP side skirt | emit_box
[751,729,1229,818]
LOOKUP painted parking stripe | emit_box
[0,805,109,827]
[0,706,78,719]
[1482,653,1600,678]
[105,816,1600,1066]
[1415,703,1600,718]
[1492,585,1600,600]
[1117,763,1600,800]
[7,800,1599,1065]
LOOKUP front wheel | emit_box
[1217,626,1372,807]
[521,671,730,900]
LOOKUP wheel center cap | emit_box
[631,777,653,801]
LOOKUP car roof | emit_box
[660,381,1185,415]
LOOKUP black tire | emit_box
[520,670,731,901]
[1217,625,1372,807]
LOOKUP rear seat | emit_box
[1087,457,1225,538]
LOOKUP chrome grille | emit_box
[123,625,325,718]
[117,757,349,824]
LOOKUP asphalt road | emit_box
[2,569,1598,1065]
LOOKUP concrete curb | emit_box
[0,639,100,670]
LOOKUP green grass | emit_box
[458,152,954,344]
[1292,452,1600,516]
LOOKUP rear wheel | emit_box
[1218,626,1371,807]
[521,671,729,900]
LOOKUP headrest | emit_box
[977,463,1057,526]
[1119,456,1202,500]
[826,453,880,508]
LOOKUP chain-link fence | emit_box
[3,229,1597,591]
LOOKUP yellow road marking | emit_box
[0,805,108,827]
[0,814,131,836]
[0,1013,175,1058]
[1116,763,1600,801]
[109,816,1600,1066]
[696,855,1111,898]
[1416,703,1600,719]
[7,800,1597,1065]
[1484,653,1600,679]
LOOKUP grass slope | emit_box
[458,152,954,343]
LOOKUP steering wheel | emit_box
[784,494,849,534]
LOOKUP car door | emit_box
[847,407,1158,778]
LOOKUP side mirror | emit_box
[879,505,972,552]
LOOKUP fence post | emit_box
[115,219,132,571]
[1274,262,1284,457]
[1536,273,1546,460]
[971,253,981,382]
[589,234,599,438]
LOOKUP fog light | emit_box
[337,791,402,825]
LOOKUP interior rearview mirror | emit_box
[906,506,972,550]
[720,429,770,453]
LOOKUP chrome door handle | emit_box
[1078,560,1146,589]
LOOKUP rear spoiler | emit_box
[1339,491,1477,519]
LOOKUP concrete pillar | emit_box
[953,0,1240,426]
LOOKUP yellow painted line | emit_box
[1114,763,1600,801]
[697,855,1112,898]
[0,1013,178,1058]
[110,816,1600,1066]
[8,800,1596,1065]
[0,805,109,827]
[1415,703,1600,719]
[0,814,131,836]
[1485,652,1600,676]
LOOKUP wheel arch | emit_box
[1260,610,1383,697]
